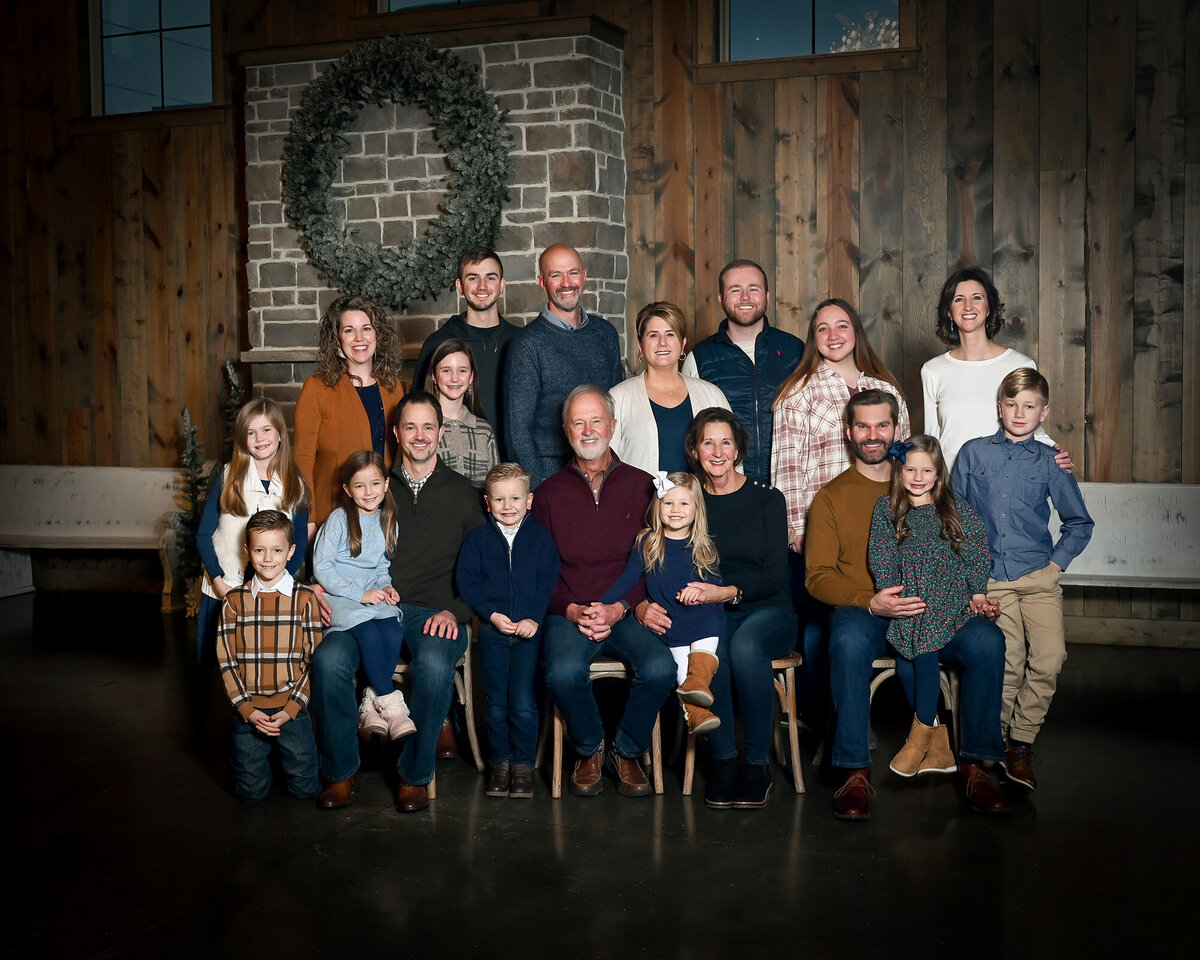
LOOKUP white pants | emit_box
[670,637,719,684]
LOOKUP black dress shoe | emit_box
[732,762,773,809]
[705,757,739,809]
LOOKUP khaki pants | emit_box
[988,563,1067,744]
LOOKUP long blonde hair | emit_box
[220,398,309,516]
[773,298,901,407]
[887,434,965,551]
[338,450,399,558]
[638,472,719,579]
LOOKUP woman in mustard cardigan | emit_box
[295,296,406,533]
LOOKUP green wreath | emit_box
[282,36,515,309]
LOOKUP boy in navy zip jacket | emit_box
[457,462,560,798]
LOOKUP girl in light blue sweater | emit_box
[314,451,414,739]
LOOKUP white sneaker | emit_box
[375,689,417,739]
[357,687,388,737]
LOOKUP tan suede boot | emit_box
[680,695,721,735]
[917,720,957,775]
[677,651,719,707]
[889,715,936,777]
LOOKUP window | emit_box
[95,0,212,115]
[724,0,899,62]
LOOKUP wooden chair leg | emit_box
[683,730,697,796]
[457,654,485,772]
[428,773,436,800]
[781,665,805,793]
[651,713,664,795]
[551,704,564,799]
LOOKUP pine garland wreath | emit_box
[282,36,515,308]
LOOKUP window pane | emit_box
[389,0,452,8]
[103,33,161,113]
[163,28,213,107]
[729,0,814,61]
[101,0,161,35]
[162,0,212,30]
[817,0,899,54]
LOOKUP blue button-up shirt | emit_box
[951,429,1094,582]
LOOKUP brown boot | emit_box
[680,694,721,735]
[917,721,957,775]
[889,715,936,777]
[677,651,718,707]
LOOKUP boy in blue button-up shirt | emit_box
[952,369,1093,791]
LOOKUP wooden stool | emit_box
[683,654,806,795]
[550,658,663,798]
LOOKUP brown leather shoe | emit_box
[485,761,511,798]
[833,768,873,820]
[436,716,457,759]
[509,764,534,799]
[395,778,430,813]
[569,748,604,797]
[316,771,361,810]
[960,762,1010,814]
[606,748,652,797]
[1003,744,1037,790]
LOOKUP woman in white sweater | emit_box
[610,301,732,475]
[921,267,1060,468]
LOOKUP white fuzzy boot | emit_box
[358,687,389,737]
[375,689,417,739]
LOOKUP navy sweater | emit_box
[456,516,561,626]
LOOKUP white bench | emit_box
[1053,482,1200,589]
[0,465,185,611]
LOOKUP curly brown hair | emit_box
[315,295,405,390]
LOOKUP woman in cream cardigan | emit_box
[610,301,731,475]
[294,295,406,533]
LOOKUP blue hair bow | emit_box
[889,440,913,462]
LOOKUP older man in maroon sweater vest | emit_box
[532,385,676,797]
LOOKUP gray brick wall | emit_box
[243,35,627,410]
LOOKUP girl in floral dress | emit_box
[867,435,994,777]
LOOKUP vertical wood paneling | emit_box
[902,0,949,420]
[730,81,776,280]
[693,81,731,336]
[825,76,861,306]
[1086,0,1137,485]
[991,0,1039,359]
[622,0,656,351]
[944,0,993,273]
[858,70,906,378]
[653,0,696,325]
[1038,0,1088,474]
[113,131,151,467]
[1132,0,1186,484]
[774,76,819,337]
[1185,0,1200,491]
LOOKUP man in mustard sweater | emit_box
[805,389,1007,820]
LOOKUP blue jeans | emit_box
[478,622,541,767]
[707,605,798,764]
[543,614,675,759]
[230,705,319,801]
[348,616,406,694]
[828,606,1005,769]
[311,603,466,787]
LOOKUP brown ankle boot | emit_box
[680,695,721,735]
[917,720,957,775]
[889,715,936,777]
[677,651,718,707]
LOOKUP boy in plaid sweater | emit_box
[217,510,323,800]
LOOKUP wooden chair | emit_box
[549,658,663,798]
[682,654,806,795]
[391,625,484,799]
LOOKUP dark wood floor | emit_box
[2,590,1194,958]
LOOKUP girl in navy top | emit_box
[604,471,725,735]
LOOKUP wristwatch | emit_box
[729,587,742,607]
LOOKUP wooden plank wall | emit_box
[616,0,1199,630]
[1,6,239,469]
[2,0,1196,630]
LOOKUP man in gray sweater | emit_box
[503,244,623,487]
